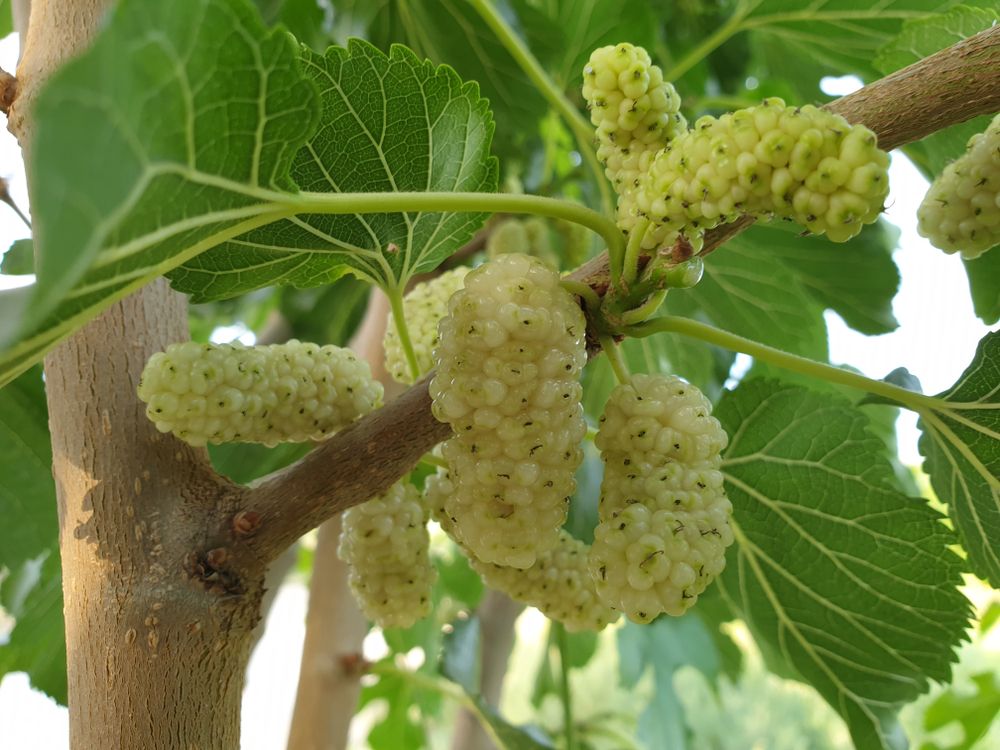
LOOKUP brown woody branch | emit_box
[238,25,1000,564]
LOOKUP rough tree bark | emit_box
[11,2,269,748]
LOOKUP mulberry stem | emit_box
[387,285,421,383]
[599,333,630,386]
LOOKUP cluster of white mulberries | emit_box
[618,98,890,250]
[917,113,1000,259]
[582,43,687,196]
[424,470,618,632]
[384,267,470,384]
[589,374,733,624]
[429,253,588,569]
[138,340,383,447]
[338,481,437,629]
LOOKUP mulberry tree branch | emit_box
[240,25,1000,564]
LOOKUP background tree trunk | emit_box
[285,289,393,750]
[450,591,524,750]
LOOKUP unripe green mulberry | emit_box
[917,113,1000,259]
[487,217,558,268]
[430,253,588,569]
[620,98,890,250]
[590,374,733,624]
[338,481,437,629]
[582,43,687,196]
[424,470,618,632]
[138,340,383,447]
[384,267,470,384]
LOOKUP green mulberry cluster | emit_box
[582,43,687,197]
[589,374,733,623]
[138,340,383,447]
[620,98,890,250]
[487,217,559,268]
[917,113,1000,259]
[384,267,470,384]
[429,254,588,569]
[338,481,437,629]
[425,470,619,632]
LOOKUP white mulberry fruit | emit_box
[917,113,1000,259]
[430,253,588,568]
[138,339,383,447]
[384,267,470,384]
[338,481,438,629]
[487,217,558,268]
[424,470,618,632]
[582,43,687,197]
[589,374,733,623]
[620,98,890,250]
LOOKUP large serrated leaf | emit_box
[873,4,1000,75]
[0,0,322,386]
[366,0,548,158]
[169,40,499,301]
[715,379,970,750]
[918,330,1000,587]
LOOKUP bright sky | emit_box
[0,43,996,748]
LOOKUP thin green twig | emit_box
[560,279,602,311]
[289,190,625,267]
[555,622,577,750]
[664,0,757,82]
[624,316,940,411]
[387,285,421,382]
[621,217,651,288]
[599,333,630,386]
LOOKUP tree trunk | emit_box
[45,278,262,749]
[13,2,267,747]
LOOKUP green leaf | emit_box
[475,700,555,750]
[0,553,66,704]
[367,0,547,158]
[964,251,1000,326]
[168,40,499,301]
[531,624,597,708]
[617,613,722,750]
[0,366,65,703]
[435,547,485,609]
[207,441,313,485]
[0,0,322,387]
[0,0,12,38]
[873,5,1000,75]
[918,330,1000,587]
[715,379,971,750]
[512,0,658,87]
[981,602,1000,636]
[360,667,427,750]
[278,0,328,51]
[738,0,965,84]
[752,219,901,336]
[669,234,830,361]
[0,366,56,570]
[0,239,33,276]
[921,672,1000,750]
[440,615,480,695]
